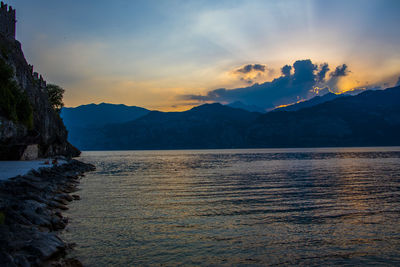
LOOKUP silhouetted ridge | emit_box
[65,86,400,150]
[76,103,260,150]
[60,103,150,148]
[227,101,265,113]
[274,92,342,112]
[248,86,400,147]
[61,103,150,127]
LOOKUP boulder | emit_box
[20,144,39,160]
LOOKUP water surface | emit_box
[62,147,400,266]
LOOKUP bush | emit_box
[0,58,33,129]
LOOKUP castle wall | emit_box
[0,2,16,39]
[0,2,47,89]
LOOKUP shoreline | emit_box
[0,159,95,266]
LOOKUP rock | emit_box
[22,200,47,213]
[71,195,80,200]
[60,193,73,202]
[0,159,95,265]
[63,258,83,267]
[24,232,65,260]
[0,224,13,243]
[0,251,16,267]
[60,184,77,193]
[48,201,68,211]
[22,174,42,183]
[5,209,32,225]
[51,215,68,231]
[12,255,30,267]
[20,200,52,227]
[25,193,50,205]
[20,180,49,191]
[20,144,39,160]
[54,196,69,206]
[21,209,51,227]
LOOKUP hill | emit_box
[248,86,400,147]
[61,103,150,128]
[273,92,342,112]
[73,86,400,150]
[76,103,260,150]
[226,101,266,113]
[60,103,150,148]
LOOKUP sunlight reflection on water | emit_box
[62,147,400,266]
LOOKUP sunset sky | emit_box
[7,0,400,111]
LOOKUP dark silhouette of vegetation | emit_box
[46,84,65,113]
[0,58,33,129]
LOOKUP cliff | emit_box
[0,15,79,159]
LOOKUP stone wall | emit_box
[0,2,16,39]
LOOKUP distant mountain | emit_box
[343,88,368,96]
[60,103,150,149]
[274,92,342,112]
[70,86,400,150]
[61,103,150,127]
[273,89,370,112]
[76,103,261,150]
[248,86,400,147]
[227,101,266,113]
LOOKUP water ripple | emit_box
[62,147,400,266]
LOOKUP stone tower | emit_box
[0,1,16,39]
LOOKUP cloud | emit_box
[181,59,351,109]
[281,65,292,77]
[231,63,271,85]
[326,64,350,92]
[236,64,266,74]
[240,77,255,84]
[292,60,317,84]
[330,64,349,78]
[317,63,330,82]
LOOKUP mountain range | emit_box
[61,86,400,150]
[61,103,150,127]
[60,103,150,149]
[273,92,342,112]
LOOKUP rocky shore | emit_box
[0,159,95,266]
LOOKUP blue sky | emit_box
[6,0,400,110]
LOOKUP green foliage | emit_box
[0,58,33,129]
[46,84,65,113]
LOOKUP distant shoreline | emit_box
[0,159,95,266]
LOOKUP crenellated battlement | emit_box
[0,1,16,39]
[28,64,47,89]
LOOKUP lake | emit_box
[62,147,400,266]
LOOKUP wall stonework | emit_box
[0,1,16,39]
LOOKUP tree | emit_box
[46,84,65,113]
